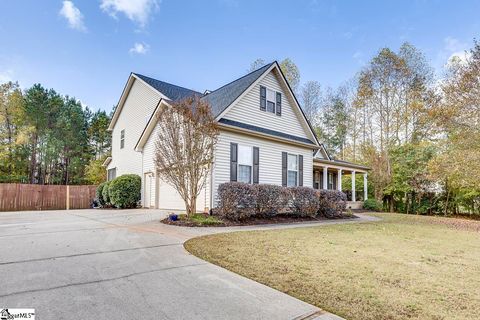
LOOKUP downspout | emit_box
[141,150,144,208]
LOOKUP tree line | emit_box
[0,82,111,185]
[253,41,480,216]
[2,43,478,215]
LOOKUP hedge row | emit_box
[216,182,347,221]
[96,174,141,209]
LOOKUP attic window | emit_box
[260,86,282,116]
[266,89,276,113]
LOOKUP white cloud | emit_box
[100,0,160,27]
[59,1,86,32]
[129,42,149,55]
[447,51,471,66]
[440,36,471,67]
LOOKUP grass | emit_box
[174,213,224,226]
[185,213,480,320]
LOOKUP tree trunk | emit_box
[190,196,197,217]
[29,133,38,184]
[405,192,410,214]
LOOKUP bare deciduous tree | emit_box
[154,97,218,217]
[300,80,322,126]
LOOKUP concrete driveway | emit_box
[0,209,326,320]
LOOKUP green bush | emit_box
[96,182,107,206]
[363,198,382,211]
[102,181,112,206]
[108,174,141,208]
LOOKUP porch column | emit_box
[364,173,368,200]
[337,169,342,191]
[322,166,328,190]
[351,171,356,202]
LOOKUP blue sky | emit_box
[0,0,479,111]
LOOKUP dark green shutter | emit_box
[230,143,238,182]
[298,155,303,186]
[253,147,259,184]
[282,152,287,186]
[276,92,282,116]
[260,86,266,111]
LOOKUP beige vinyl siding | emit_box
[222,70,310,139]
[142,122,208,211]
[107,78,160,177]
[211,130,313,206]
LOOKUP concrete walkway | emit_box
[0,209,376,319]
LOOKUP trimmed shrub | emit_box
[363,198,382,211]
[318,189,347,218]
[216,182,256,220]
[288,186,320,217]
[254,184,289,217]
[108,174,141,209]
[102,181,112,206]
[96,182,107,206]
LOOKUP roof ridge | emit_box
[206,62,275,95]
[133,73,202,95]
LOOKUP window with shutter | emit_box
[298,155,303,186]
[253,147,259,184]
[282,152,287,186]
[260,86,282,116]
[266,89,276,113]
[287,154,298,187]
[276,92,282,116]
[230,143,238,182]
[260,86,266,111]
[237,145,253,184]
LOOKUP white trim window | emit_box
[328,172,334,190]
[107,168,116,181]
[266,88,276,113]
[120,129,125,149]
[238,145,253,184]
[287,154,298,187]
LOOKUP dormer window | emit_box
[260,85,282,116]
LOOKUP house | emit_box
[104,61,369,211]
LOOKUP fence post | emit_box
[66,185,70,210]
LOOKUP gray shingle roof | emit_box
[134,73,202,101]
[219,118,316,145]
[201,63,274,117]
[134,63,274,117]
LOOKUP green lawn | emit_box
[184,213,480,320]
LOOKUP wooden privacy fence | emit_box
[0,183,97,211]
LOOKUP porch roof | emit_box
[313,158,370,173]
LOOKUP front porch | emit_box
[313,158,369,210]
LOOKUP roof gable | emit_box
[216,62,320,147]
[201,63,274,117]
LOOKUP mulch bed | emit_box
[161,213,357,227]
